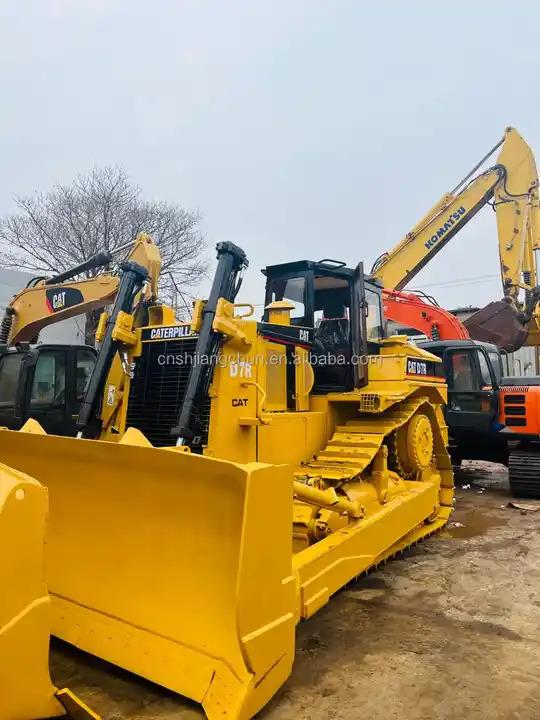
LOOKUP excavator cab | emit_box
[0,344,96,435]
[419,339,504,462]
[263,258,385,392]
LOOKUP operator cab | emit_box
[0,343,96,436]
[262,259,385,393]
[419,338,504,461]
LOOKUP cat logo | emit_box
[45,287,84,313]
[52,291,66,310]
[406,358,427,375]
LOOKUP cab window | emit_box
[477,352,493,387]
[0,353,23,405]
[266,276,306,323]
[488,351,503,384]
[450,351,479,392]
[366,288,384,342]
[312,276,352,392]
[30,351,66,407]
[76,349,95,402]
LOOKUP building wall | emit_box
[0,268,85,344]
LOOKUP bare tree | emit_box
[0,167,207,342]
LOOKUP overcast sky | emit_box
[1,0,539,309]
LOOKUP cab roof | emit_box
[262,259,353,279]
[262,258,382,287]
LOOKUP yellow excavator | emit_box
[0,234,161,437]
[0,241,453,719]
[370,127,540,495]
[371,126,540,352]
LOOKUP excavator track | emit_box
[508,448,540,498]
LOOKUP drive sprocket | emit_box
[388,412,434,479]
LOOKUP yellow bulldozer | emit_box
[0,241,453,719]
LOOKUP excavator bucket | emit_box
[0,461,100,720]
[0,426,297,720]
[463,299,528,352]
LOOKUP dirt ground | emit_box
[51,462,540,720]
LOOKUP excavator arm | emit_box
[370,127,540,351]
[0,234,161,346]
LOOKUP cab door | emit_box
[443,347,498,432]
[351,262,368,388]
[0,352,25,428]
[23,347,70,435]
[22,346,97,436]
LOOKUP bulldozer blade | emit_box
[0,462,100,720]
[0,428,297,720]
[463,300,528,352]
[0,462,65,720]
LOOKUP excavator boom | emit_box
[383,289,470,341]
[3,274,121,345]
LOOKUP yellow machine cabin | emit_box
[0,243,453,720]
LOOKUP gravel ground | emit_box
[51,461,540,720]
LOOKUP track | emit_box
[294,395,454,567]
[508,448,540,498]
